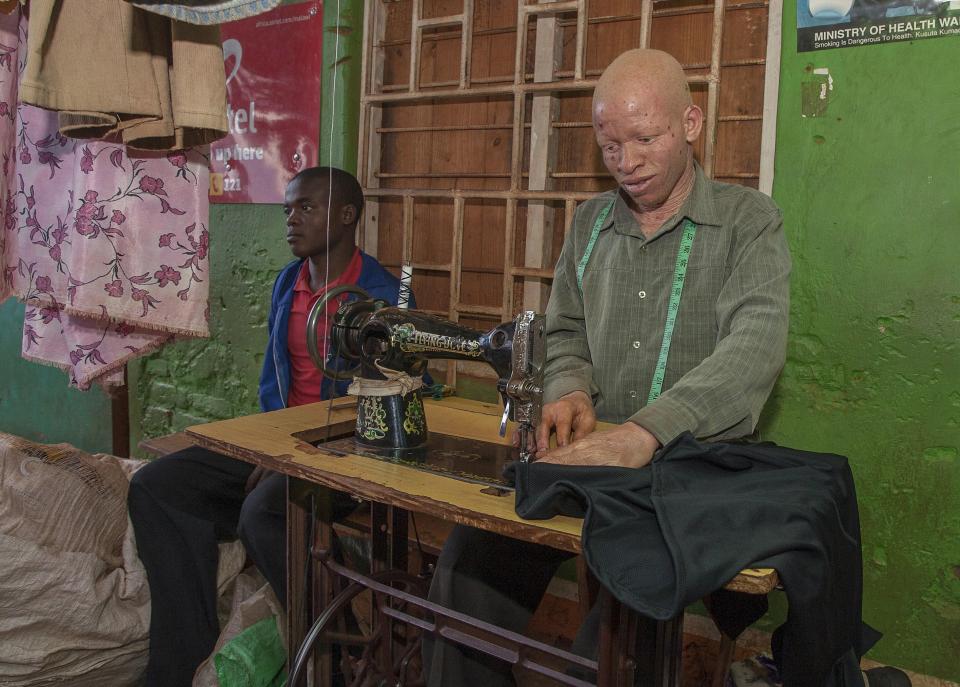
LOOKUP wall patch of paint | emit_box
[921,446,959,462]
[802,67,834,117]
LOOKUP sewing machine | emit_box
[305,286,545,485]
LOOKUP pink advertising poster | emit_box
[211,1,323,203]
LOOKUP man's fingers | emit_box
[535,418,554,452]
[554,415,573,447]
[572,413,597,441]
[537,446,572,464]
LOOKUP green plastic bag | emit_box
[213,616,287,687]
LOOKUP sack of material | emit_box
[0,433,245,686]
[0,433,149,686]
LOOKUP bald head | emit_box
[593,49,692,120]
[591,50,702,213]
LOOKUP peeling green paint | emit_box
[766,8,960,679]
[129,203,292,450]
[921,447,958,463]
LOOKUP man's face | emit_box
[593,90,700,211]
[283,176,347,259]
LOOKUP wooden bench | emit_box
[138,431,198,458]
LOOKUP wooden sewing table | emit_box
[186,396,776,687]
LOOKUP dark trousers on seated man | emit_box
[127,167,422,687]
[128,446,358,687]
[423,524,599,687]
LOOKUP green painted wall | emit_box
[128,203,291,450]
[0,300,113,453]
[320,0,363,175]
[762,6,960,679]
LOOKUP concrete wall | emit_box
[128,204,291,450]
[0,300,113,452]
[762,4,960,678]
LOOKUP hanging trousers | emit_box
[128,446,356,687]
[422,524,602,687]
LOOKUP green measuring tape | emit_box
[576,201,613,291]
[648,219,696,403]
[575,199,697,405]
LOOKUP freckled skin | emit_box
[591,49,704,234]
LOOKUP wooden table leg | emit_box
[286,476,310,673]
[286,479,337,687]
[596,588,683,687]
[312,488,336,686]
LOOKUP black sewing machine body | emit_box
[306,288,545,471]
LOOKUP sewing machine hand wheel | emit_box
[306,284,372,381]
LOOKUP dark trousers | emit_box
[128,446,355,687]
[422,524,601,687]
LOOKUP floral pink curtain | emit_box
[0,7,211,389]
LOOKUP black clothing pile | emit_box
[507,433,881,687]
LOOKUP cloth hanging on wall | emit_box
[18,0,228,152]
[0,6,211,389]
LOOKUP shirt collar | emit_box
[605,161,722,239]
[292,259,313,294]
[293,248,363,295]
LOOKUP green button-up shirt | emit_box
[544,164,791,445]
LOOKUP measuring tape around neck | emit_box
[575,199,697,405]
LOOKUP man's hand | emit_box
[534,390,597,454]
[245,466,273,493]
[536,421,660,468]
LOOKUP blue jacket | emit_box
[258,252,418,411]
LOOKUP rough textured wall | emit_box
[129,203,291,451]
[763,10,959,679]
[0,300,113,452]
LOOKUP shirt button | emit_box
[632,341,641,349]
[629,390,637,398]
[638,290,646,299]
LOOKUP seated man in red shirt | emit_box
[128,166,421,687]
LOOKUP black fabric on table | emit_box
[506,433,880,687]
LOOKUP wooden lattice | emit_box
[358,0,779,384]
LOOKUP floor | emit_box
[518,585,958,687]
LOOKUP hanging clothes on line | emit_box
[19,0,228,151]
[0,5,211,389]
[124,0,282,25]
